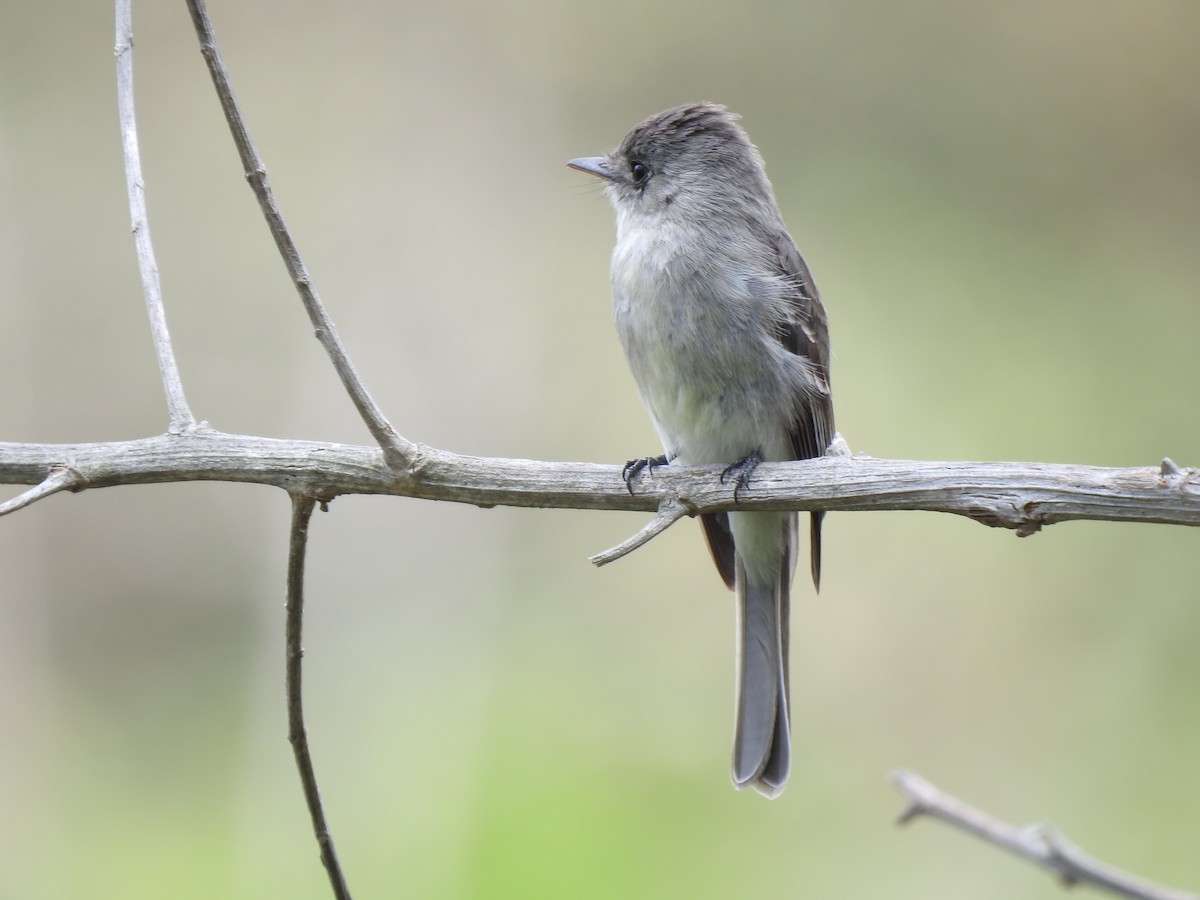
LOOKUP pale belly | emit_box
[614,284,799,466]
[610,219,810,467]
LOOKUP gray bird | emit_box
[569,103,834,797]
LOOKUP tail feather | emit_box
[730,514,794,798]
[809,510,824,592]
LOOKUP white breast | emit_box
[610,218,803,466]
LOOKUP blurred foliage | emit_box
[1,1,1198,898]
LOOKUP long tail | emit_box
[810,510,824,591]
[730,513,794,798]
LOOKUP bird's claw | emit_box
[720,451,763,503]
[621,454,669,494]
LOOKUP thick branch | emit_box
[182,0,412,469]
[114,0,196,433]
[2,434,1198,532]
[892,770,1198,900]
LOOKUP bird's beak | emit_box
[567,156,613,180]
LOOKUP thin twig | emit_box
[0,466,82,517]
[589,496,690,565]
[114,0,196,434]
[286,493,351,900]
[891,770,1198,900]
[182,0,413,470]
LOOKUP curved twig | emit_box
[182,0,413,471]
[286,493,351,900]
[589,495,690,565]
[892,770,1198,900]
[0,465,82,517]
[114,0,196,434]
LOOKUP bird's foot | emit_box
[621,454,670,494]
[720,450,763,503]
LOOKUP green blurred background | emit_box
[2,1,1198,897]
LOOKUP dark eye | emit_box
[629,160,650,186]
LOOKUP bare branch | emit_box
[285,493,351,899]
[181,0,412,470]
[114,0,196,434]
[0,465,83,518]
[891,770,1199,900]
[589,495,690,565]
[2,435,1198,534]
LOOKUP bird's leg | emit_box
[720,450,764,503]
[621,453,671,495]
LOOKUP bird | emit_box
[569,103,835,797]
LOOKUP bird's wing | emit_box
[770,230,834,461]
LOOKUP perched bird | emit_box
[569,103,834,797]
